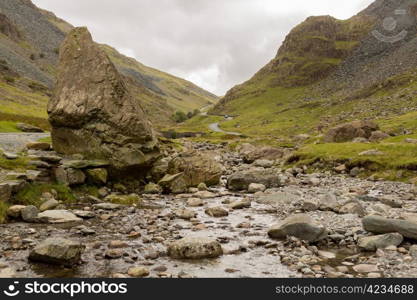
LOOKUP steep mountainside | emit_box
[210,0,417,140]
[0,0,217,130]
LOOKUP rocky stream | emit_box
[2,139,417,279]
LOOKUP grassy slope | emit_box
[102,45,218,113]
[176,13,417,181]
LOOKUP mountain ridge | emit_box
[0,0,217,130]
[209,0,417,140]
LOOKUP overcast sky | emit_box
[32,0,374,95]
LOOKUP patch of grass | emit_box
[73,185,99,198]
[0,201,9,224]
[37,136,52,143]
[0,151,30,170]
[0,121,20,132]
[13,183,76,207]
[106,194,141,206]
[291,142,417,180]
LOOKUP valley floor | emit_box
[1,139,417,278]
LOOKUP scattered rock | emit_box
[167,237,223,259]
[26,142,51,151]
[93,203,123,210]
[166,151,223,189]
[17,123,44,133]
[324,120,379,143]
[268,214,327,242]
[158,173,187,194]
[29,238,85,266]
[253,159,274,168]
[359,150,384,156]
[229,198,251,210]
[73,210,95,219]
[21,205,39,222]
[362,216,417,240]
[302,199,319,211]
[0,267,16,278]
[239,144,283,163]
[339,201,366,216]
[187,198,204,207]
[86,168,108,185]
[37,210,82,224]
[227,169,281,191]
[369,131,389,142]
[6,205,26,218]
[175,208,197,220]
[0,182,12,202]
[352,264,379,273]
[197,182,208,191]
[39,199,59,212]
[248,183,266,193]
[128,267,149,278]
[144,183,162,194]
[318,250,336,259]
[358,233,404,251]
[55,167,86,186]
[194,191,216,199]
[105,249,123,259]
[205,206,229,217]
[3,152,18,160]
[108,240,128,249]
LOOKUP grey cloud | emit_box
[32,0,370,95]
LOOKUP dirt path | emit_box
[209,123,241,136]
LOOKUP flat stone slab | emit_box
[37,210,82,224]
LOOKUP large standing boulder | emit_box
[48,27,159,174]
[324,120,379,143]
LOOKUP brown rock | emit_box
[324,120,379,143]
[26,142,51,151]
[167,151,223,187]
[48,27,159,173]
